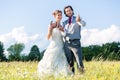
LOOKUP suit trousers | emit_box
[64,40,84,71]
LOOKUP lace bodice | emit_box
[51,28,63,43]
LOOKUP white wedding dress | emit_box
[37,28,72,77]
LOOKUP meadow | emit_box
[0,61,120,80]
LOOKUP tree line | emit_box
[0,41,44,62]
[0,41,120,62]
[82,41,120,61]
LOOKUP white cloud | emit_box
[0,26,49,54]
[0,26,40,44]
[81,25,120,46]
[1,25,120,55]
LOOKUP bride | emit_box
[37,10,72,77]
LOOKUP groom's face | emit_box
[65,7,73,17]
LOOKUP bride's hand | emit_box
[58,25,64,32]
[50,21,57,28]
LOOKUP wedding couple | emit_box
[38,5,86,77]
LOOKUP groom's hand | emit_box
[76,14,81,22]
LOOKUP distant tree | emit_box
[0,41,7,61]
[107,42,120,60]
[28,45,41,61]
[82,46,92,61]
[7,43,25,61]
[82,45,102,61]
[82,42,120,61]
[21,53,29,61]
[96,42,120,61]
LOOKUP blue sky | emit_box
[0,0,120,54]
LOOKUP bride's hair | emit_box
[52,10,62,16]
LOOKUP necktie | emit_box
[68,17,71,25]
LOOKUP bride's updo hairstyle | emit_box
[52,10,62,17]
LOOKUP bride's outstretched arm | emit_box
[47,22,56,39]
[47,26,53,40]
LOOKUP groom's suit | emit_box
[62,16,86,73]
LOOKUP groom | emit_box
[62,5,86,74]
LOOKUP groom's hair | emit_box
[64,5,74,17]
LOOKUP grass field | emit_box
[0,61,120,80]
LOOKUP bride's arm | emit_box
[47,22,56,39]
[47,25,53,40]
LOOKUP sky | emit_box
[0,0,120,55]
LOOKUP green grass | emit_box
[0,61,120,80]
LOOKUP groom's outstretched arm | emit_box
[76,15,86,27]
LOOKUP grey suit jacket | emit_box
[62,16,86,40]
